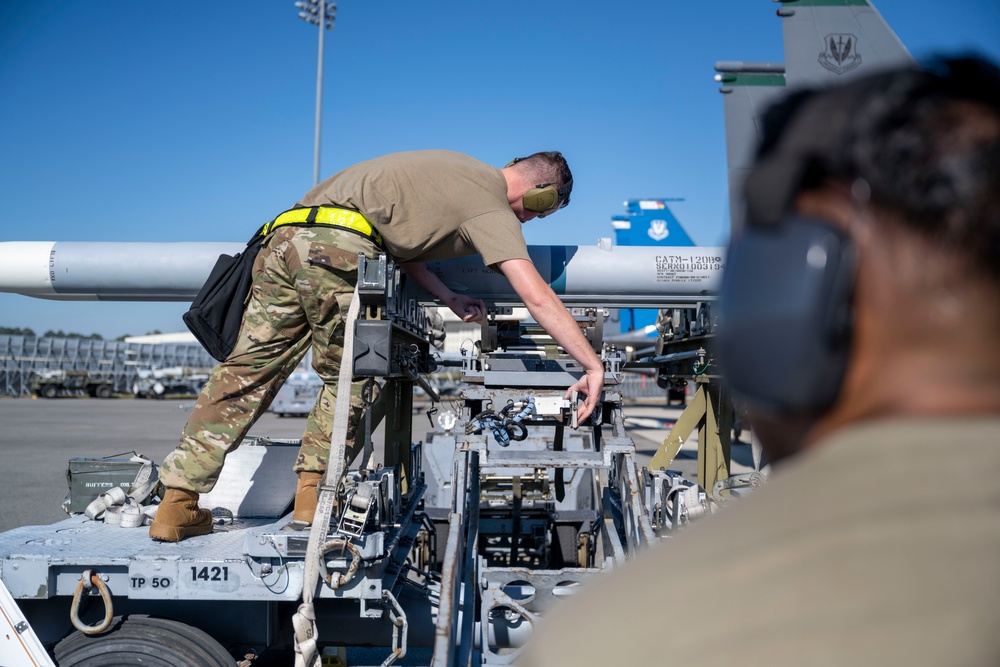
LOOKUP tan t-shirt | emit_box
[297,149,530,269]
[520,416,1000,667]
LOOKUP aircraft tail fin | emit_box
[614,199,696,247]
[715,62,787,235]
[720,1,916,235]
[778,0,914,88]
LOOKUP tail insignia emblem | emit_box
[819,33,862,75]
[648,220,669,242]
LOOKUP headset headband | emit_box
[748,58,1000,229]
[744,84,870,227]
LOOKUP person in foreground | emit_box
[149,149,606,542]
[521,56,1000,666]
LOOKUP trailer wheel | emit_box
[41,384,59,399]
[94,385,113,399]
[54,615,237,667]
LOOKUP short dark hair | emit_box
[752,56,1000,281]
[509,151,574,209]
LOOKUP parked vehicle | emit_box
[132,367,209,398]
[267,369,323,417]
[29,369,115,399]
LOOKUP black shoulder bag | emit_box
[183,229,265,361]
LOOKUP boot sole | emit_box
[292,510,316,524]
[281,519,311,532]
[149,521,213,542]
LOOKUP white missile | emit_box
[424,244,726,306]
[0,241,243,301]
[0,241,725,306]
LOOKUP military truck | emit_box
[29,370,115,399]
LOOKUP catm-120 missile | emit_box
[0,241,725,306]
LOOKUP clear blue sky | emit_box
[2,0,998,339]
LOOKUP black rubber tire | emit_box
[41,384,59,399]
[95,385,112,399]
[53,615,237,667]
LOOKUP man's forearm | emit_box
[497,258,604,423]
[399,262,450,301]
[400,262,485,323]
[497,258,603,372]
[524,295,603,372]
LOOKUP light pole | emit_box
[295,0,337,186]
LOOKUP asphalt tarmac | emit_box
[0,395,757,533]
[0,397,309,532]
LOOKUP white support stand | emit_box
[0,577,56,667]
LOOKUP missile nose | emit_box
[0,242,57,297]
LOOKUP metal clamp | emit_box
[712,471,767,498]
[318,539,362,590]
[69,570,114,635]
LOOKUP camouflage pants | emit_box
[159,225,380,493]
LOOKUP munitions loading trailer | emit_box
[0,255,744,666]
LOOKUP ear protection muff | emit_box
[717,216,856,414]
[522,185,560,213]
[506,157,570,213]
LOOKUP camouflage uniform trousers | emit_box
[159,224,380,493]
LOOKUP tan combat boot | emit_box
[148,488,213,542]
[292,471,324,524]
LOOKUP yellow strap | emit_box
[262,206,383,246]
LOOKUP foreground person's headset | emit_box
[507,157,573,213]
[718,58,1000,415]
[716,82,873,415]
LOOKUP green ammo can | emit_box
[65,455,146,514]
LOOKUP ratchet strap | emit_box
[294,282,362,667]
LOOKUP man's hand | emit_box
[399,262,486,323]
[566,368,605,425]
[446,294,487,323]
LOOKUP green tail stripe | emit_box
[717,74,787,87]
[779,0,869,7]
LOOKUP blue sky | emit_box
[2,0,998,338]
